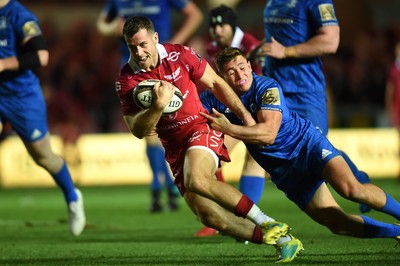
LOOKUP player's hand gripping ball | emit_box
[133,79,183,114]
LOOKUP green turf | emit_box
[0,179,399,265]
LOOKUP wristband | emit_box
[16,52,41,70]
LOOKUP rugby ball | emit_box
[133,79,184,114]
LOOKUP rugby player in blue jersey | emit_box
[97,0,203,212]
[0,0,85,236]
[257,0,372,213]
[201,47,400,262]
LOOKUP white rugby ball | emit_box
[133,79,184,114]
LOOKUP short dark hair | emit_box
[123,16,155,39]
[215,47,247,73]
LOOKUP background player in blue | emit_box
[0,0,85,236]
[97,0,203,212]
[201,47,400,261]
[257,0,372,213]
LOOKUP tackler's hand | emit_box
[200,108,232,134]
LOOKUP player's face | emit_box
[209,24,233,48]
[221,55,253,95]
[125,28,159,71]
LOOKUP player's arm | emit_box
[123,81,175,139]
[96,11,125,37]
[260,25,340,59]
[198,63,255,126]
[0,35,48,72]
[202,108,282,145]
[169,1,203,45]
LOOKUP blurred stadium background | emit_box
[1,0,399,188]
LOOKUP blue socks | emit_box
[239,175,265,204]
[146,145,174,191]
[51,161,77,203]
[379,192,400,221]
[361,215,400,238]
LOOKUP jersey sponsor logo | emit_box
[22,21,41,37]
[0,39,7,47]
[167,51,180,62]
[261,87,280,105]
[164,67,181,81]
[321,149,332,160]
[158,114,199,130]
[319,4,336,21]
[264,17,294,24]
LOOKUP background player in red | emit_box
[386,41,400,130]
[114,16,297,259]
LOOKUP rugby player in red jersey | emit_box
[114,16,295,255]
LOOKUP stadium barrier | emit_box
[0,128,398,188]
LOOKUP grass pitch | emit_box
[0,179,399,265]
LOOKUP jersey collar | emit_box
[231,27,244,48]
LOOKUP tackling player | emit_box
[201,47,400,261]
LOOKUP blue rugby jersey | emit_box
[200,73,312,165]
[101,0,189,65]
[262,0,338,94]
[0,0,42,96]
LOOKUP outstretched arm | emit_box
[201,108,281,146]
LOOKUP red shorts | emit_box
[162,123,230,195]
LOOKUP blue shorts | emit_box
[284,91,328,135]
[0,90,48,142]
[268,128,340,210]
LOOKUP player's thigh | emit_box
[323,156,360,197]
[184,147,217,187]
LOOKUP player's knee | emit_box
[336,182,363,201]
[184,173,211,195]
